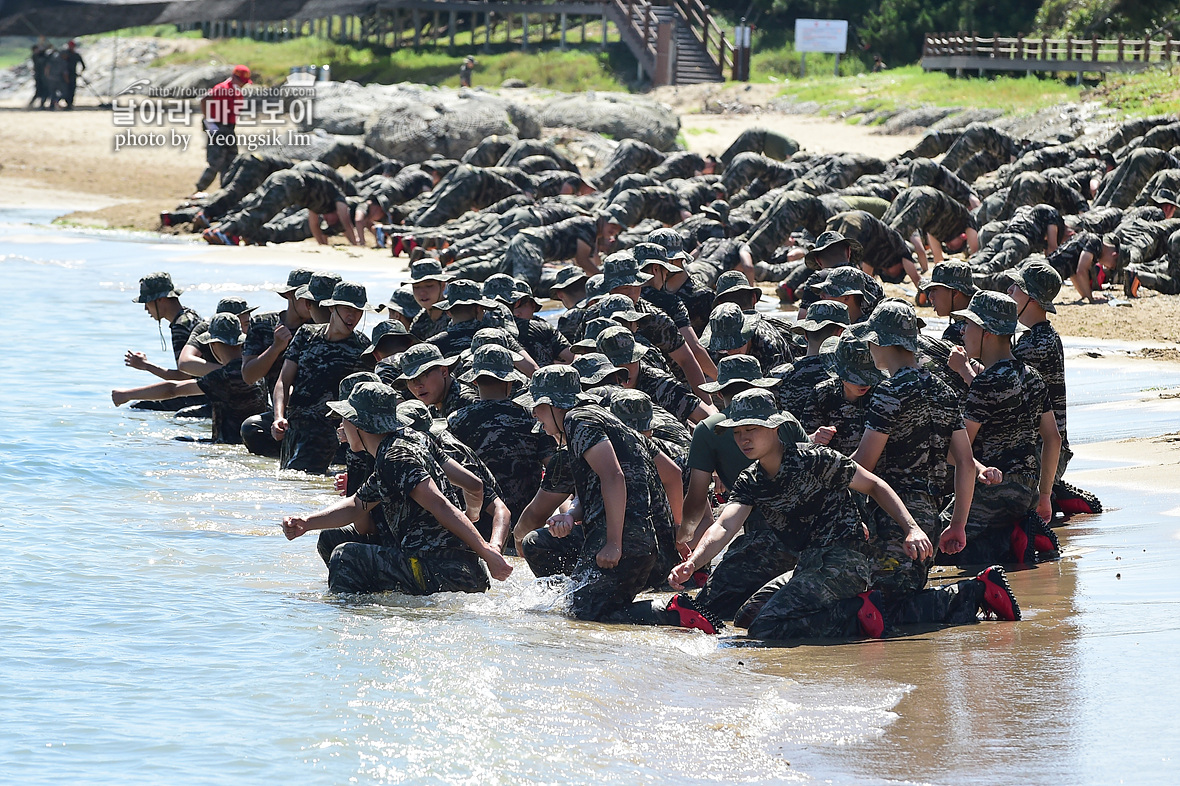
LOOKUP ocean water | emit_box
[3,215,1178,785]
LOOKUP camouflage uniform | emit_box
[860,366,963,597]
[1046,230,1102,282]
[1013,320,1070,479]
[905,129,964,161]
[648,152,706,181]
[593,139,667,189]
[795,376,870,457]
[329,429,490,594]
[720,127,800,167]
[728,444,873,638]
[1000,172,1089,219]
[825,210,913,281]
[968,232,1032,291]
[219,171,345,241]
[939,358,1049,565]
[940,124,1019,181]
[606,186,691,227]
[629,363,701,423]
[200,153,294,221]
[882,186,977,243]
[1095,148,1180,209]
[194,358,268,444]
[169,307,203,360]
[514,316,571,367]
[519,403,669,623]
[448,399,556,524]
[740,191,833,262]
[410,164,526,227]
[461,135,517,167]
[280,323,372,474]
[315,139,388,172]
[720,153,806,195]
[773,354,834,419]
[902,157,976,206]
[456,214,597,290]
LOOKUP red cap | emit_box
[232,64,252,83]
[67,40,77,49]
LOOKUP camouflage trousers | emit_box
[720,151,769,193]
[941,127,1012,173]
[240,411,281,458]
[196,125,237,191]
[1132,256,1180,295]
[955,151,1003,184]
[936,474,1038,566]
[970,232,1032,291]
[203,156,280,220]
[693,525,798,621]
[521,520,678,593]
[220,172,301,240]
[1095,148,1172,209]
[327,543,490,595]
[194,365,267,444]
[863,491,942,601]
[279,407,342,475]
[739,543,874,640]
[504,232,548,290]
[317,523,381,566]
[593,140,666,190]
[880,575,986,628]
[907,130,961,161]
[316,140,386,172]
[257,211,315,245]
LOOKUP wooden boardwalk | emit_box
[922,31,1179,76]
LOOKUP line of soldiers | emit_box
[29,40,85,110]
[115,229,1101,641]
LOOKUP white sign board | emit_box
[795,19,848,53]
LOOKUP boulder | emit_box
[536,91,680,150]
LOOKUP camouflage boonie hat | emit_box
[515,365,593,410]
[327,381,403,434]
[597,293,647,325]
[815,266,872,299]
[792,299,850,334]
[580,273,607,306]
[550,266,588,292]
[609,388,655,432]
[602,252,652,291]
[953,291,1019,336]
[274,268,314,296]
[572,317,619,352]
[1152,187,1180,208]
[396,399,434,433]
[133,272,182,303]
[482,274,521,305]
[699,199,730,224]
[700,354,779,393]
[633,242,678,273]
[864,299,922,352]
[646,227,690,260]
[597,325,648,365]
[1009,260,1062,314]
[713,270,761,306]
[832,335,885,387]
[213,296,257,317]
[337,371,381,401]
[408,258,454,284]
[321,281,374,311]
[572,352,627,386]
[702,302,758,351]
[805,230,861,266]
[397,343,457,380]
[197,312,247,347]
[461,344,528,385]
[436,279,496,311]
[716,389,791,430]
[510,280,544,309]
[379,287,424,319]
[363,319,419,356]
[469,327,521,358]
[818,335,841,375]
[920,260,978,297]
[299,272,343,304]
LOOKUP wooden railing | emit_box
[923,31,1177,65]
[672,0,733,74]
[612,0,659,63]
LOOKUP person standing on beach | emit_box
[195,65,251,194]
[459,56,475,88]
[62,40,85,109]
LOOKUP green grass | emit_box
[152,33,630,91]
[1086,65,1180,115]
[766,64,1082,117]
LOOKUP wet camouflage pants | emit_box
[740,543,873,640]
[317,523,381,566]
[196,125,237,191]
[194,366,267,444]
[693,526,798,621]
[327,543,490,595]
[279,407,342,475]
[241,411,281,458]
[862,491,942,601]
[203,156,280,220]
[936,474,1038,566]
[220,173,301,240]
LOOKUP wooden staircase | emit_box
[607,0,730,85]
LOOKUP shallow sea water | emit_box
[2,216,1178,784]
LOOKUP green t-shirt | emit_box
[687,411,808,490]
[839,195,891,219]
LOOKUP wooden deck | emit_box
[921,31,1178,75]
